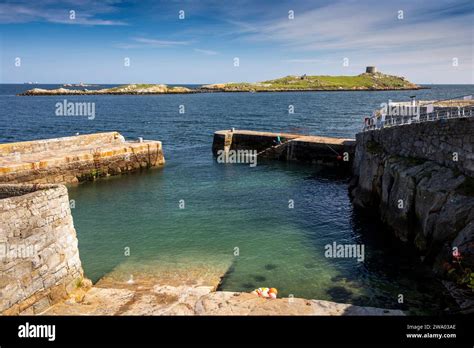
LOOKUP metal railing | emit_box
[363,106,474,131]
[363,95,474,131]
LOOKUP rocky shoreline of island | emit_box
[18,68,424,96]
[19,84,195,96]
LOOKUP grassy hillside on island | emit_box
[19,70,421,95]
[201,71,421,92]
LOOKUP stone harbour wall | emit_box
[0,132,121,156]
[0,184,84,315]
[350,117,474,277]
[355,117,474,177]
[212,130,355,167]
[287,139,355,167]
[0,132,165,184]
[212,130,300,155]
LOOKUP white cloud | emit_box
[115,37,191,49]
[0,1,126,25]
[245,2,472,52]
[194,48,218,55]
[134,37,190,47]
[282,59,326,63]
[233,1,473,82]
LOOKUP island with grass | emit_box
[19,67,422,95]
[201,67,421,92]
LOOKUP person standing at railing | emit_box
[364,117,370,129]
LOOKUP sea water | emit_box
[2,84,473,313]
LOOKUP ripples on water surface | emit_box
[2,84,473,313]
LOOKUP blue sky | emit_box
[0,0,473,84]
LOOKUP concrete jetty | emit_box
[212,130,355,167]
[0,132,165,184]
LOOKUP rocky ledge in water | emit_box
[42,281,404,316]
[19,84,195,95]
[41,261,404,316]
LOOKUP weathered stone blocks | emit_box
[0,132,165,184]
[0,184,85,315]
[351,117,474,276]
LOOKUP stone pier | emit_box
[0,132,165,184]
[0,184,86,315]
[212,130,355,168]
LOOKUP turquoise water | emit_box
[65,154,452,313]
[2,84,473,313]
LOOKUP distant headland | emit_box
[18,67,423,96]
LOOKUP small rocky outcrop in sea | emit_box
[19,84,194,95]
